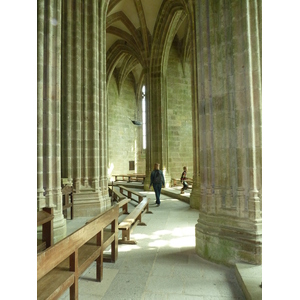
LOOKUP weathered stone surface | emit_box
[37,0,261,266]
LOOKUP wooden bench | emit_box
[171,178,193,189]
[37,207,53,253]
[37,206,119,300]
[62,185,73,219]
[119,185,145,204]
[108,187,131,216]
[116,197,131,216]
[127,173,146,183]
[118,197,150,244]
[171,178,181,187]
[112,174,130,182]
[108,186,126,202]
[112,174,146,183]
[137,174,146,183]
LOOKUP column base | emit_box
[189,186,201,209]
[52,214,67,243]
[73,191,111,217]
[195,213,262,265]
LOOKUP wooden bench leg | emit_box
[69,250,79,300]
[70,194,73,219]
[137,213,147,226]
[96,255,102,282]
[96,231,103,281]
[43,207,53,247]
[111,218,118,262]
[119,229,137,245]
[138,222,147,226]
[122,229,129,241]
[145,203,153,214]
[123,203,129,214]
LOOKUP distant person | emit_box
[149,163,165,206]
[180,166,188,194]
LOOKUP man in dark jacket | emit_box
[149,163,165,206]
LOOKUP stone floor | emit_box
[60,184,261,299]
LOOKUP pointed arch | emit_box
[106,40,143,88]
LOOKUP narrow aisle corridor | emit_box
[61,191,245,299]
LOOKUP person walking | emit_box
[180,166,189,194]
[149,163,165,206]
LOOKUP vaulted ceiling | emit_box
[106,0,192,94]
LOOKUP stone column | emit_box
[147,66,168,183]
[60,0,110,217]
[187,0,201,209]
[72,2,83,194]
[244,0,262,221]
[61,0,76,186]
[194,0,262,265]
[98,1,111,209]
[61,0,83,210]
[147,6,185,186]
[191,0,210,214]
[37,0,66,242]
[37,0,46,210]
[144,71,152,188]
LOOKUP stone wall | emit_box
[107,75,145,179]
[167,44,193,182]
[107,42,194,182]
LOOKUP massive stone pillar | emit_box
[37,0,46,210]
[98,1,110,204]
[147,67,169,184]
[193,0,262,265]
[61,0,110,217]
[37,0,66,242]
[147,2,188,187]
[189,0,202,209]
[144,71,152,188]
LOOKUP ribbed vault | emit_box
[106,0,192,93]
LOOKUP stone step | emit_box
[235,263,262,300]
